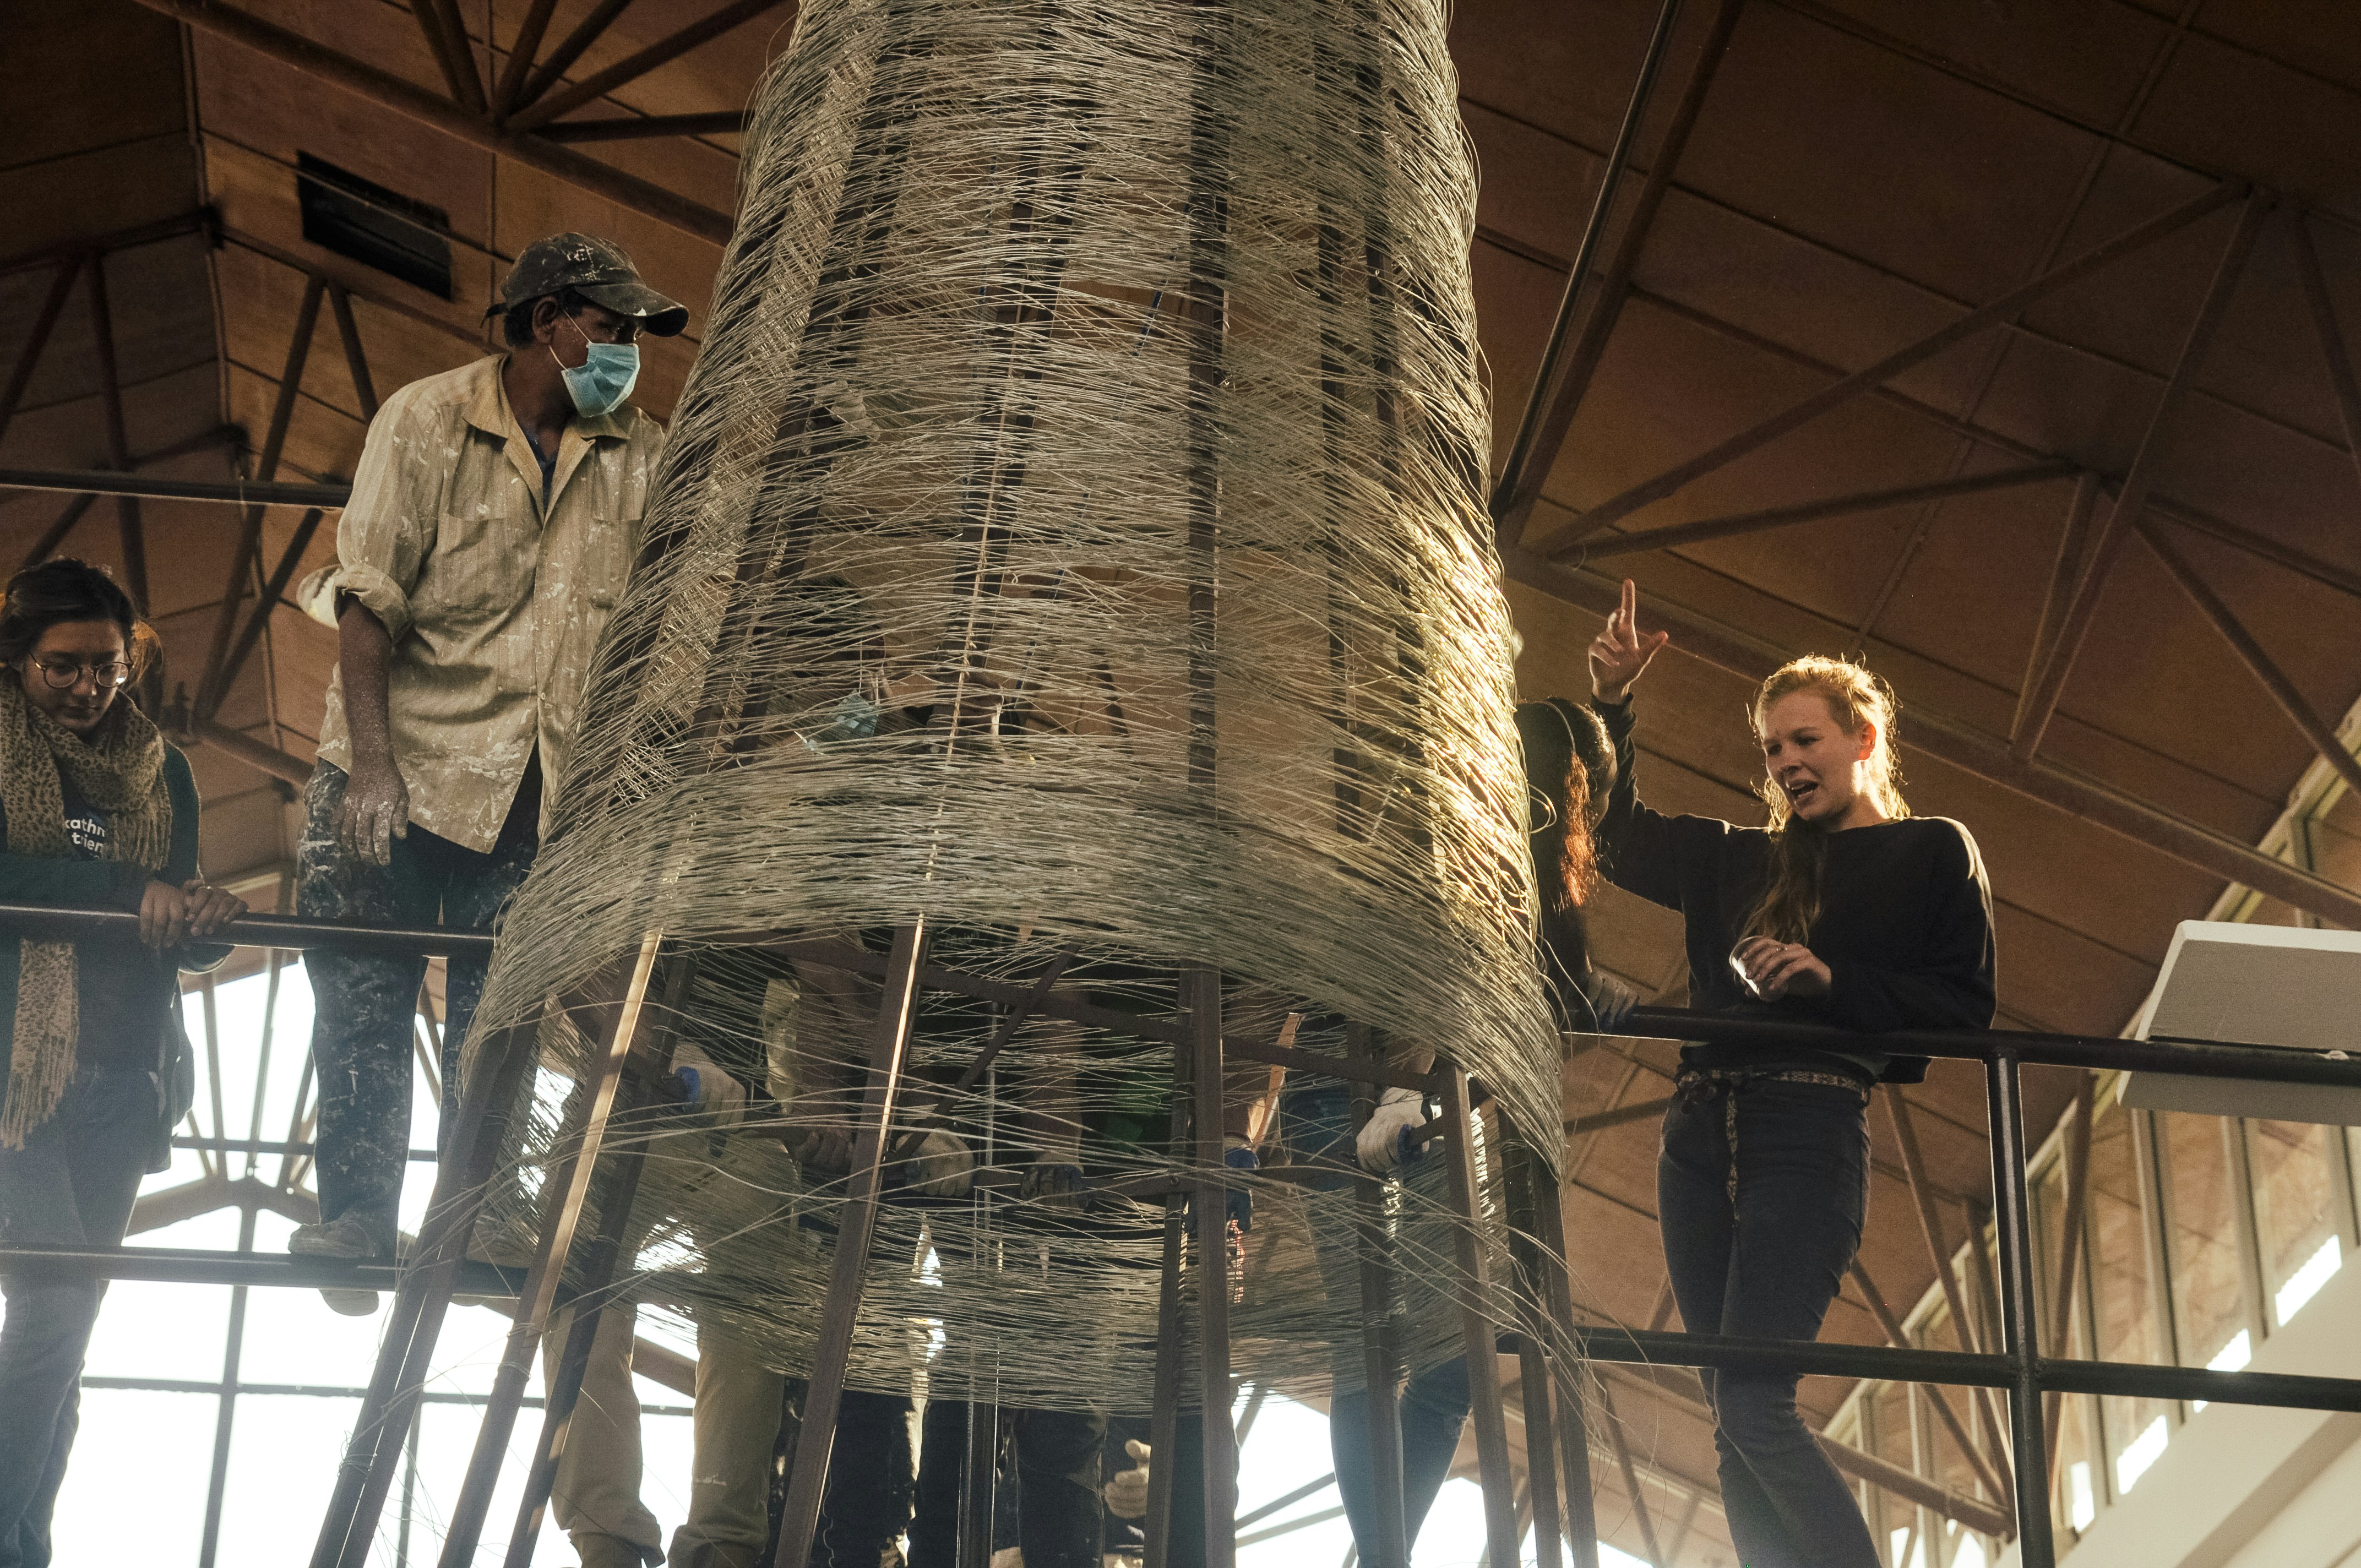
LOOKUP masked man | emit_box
[289,234,688,1568]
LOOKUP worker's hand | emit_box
[1732,936,1831,1000]
[663,1044,749,1128]
[179,879,246,942]
[1587,578,1669,705]
[137,879,194,950]
[1021,1156,1088,1210]
[1223,1136,1256,1233]
[336,756,410,867]
[1355,1086,1430,1174]
[1103,1439,1151,1520]
[1580,971,1638,1032]
[891,1128,974,1197]
[790,1124,857,1175]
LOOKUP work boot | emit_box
[289,1213,385,1316]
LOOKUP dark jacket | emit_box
[1593,698,1996,1084]
[0,744,225,1170]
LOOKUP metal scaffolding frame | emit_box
[6,905,2361,1567]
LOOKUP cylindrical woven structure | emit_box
[465,0,1562,1413]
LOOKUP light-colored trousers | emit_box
[667,1326,788,1565]
[542,1303,663,1561]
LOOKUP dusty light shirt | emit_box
[299,355,663,853]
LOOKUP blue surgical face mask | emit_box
[553,313,640,416]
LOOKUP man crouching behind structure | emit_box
[289,234,688,1568]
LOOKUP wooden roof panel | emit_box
[2129,32,2361,219]
[1796,0,2172,132]
[1675,3,2106,309]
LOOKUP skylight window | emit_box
[2276,1235,2341,1326]
[2116,1414,2170,1495]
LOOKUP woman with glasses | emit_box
[0,559,243,1567]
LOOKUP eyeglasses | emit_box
[31,657,133,691]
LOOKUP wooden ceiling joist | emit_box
[1543,178,2251,557]
[126,0,735,244]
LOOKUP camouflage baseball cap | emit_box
[488,232,689,336]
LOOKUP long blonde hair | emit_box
[1742,656,1908,943]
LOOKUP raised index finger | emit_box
[1620,576,1638,634]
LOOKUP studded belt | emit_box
[1674,1067,1870,1205]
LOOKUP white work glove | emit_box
[1021,1155,1089,1210]
[893,1128,975,1197]
[1103,1439,1151,1519]
[1356,1086,1430,1174]
[666,1042,748,1128]
[1582,971,1638,1032]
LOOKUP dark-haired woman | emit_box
[0,560,242,1566]
[1312,694,1633,1558]
[1587,579,1994,1568]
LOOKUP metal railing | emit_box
[4,903,2360,1566]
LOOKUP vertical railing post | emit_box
[1984,1048,2056,1568]
[771,919,931,1567]
[1185,966,1238,1568]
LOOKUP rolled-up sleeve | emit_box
[323,385,439,641]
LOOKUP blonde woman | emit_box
[0,560,242,1566]
[1587,579,1994,1568]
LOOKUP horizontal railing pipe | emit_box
[0,901,497,960]
[0,1242,521,1297]
[1620,1005,2361,1088]
[1566,1326,2361,1414]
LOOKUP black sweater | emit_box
[1593,698,1996,1084]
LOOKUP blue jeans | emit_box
[298,761,540,1250]
[1281,1084,1472,1556]
[0,1065,156,1568]
[1658,1077,1879,1568]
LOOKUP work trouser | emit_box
[908,1401,1104,1568]
[1658,1072,1880,1568]
[541,1304,665,1562]
[298,759,540,1252]
[670,1322,917,1568]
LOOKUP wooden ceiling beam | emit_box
[410,0,486,115]
[83,253,153,625]
[2010,474,2102,750]
[1489,0,1747,551]
[0,258,84,451]
[2013,189,2273,760]
[492,0,564,118]
[208,508,329,733]
[505,0,792,134]
[2291,212,2361,496]
[1500,548,2361,929]
[510,0,635,116]
[537,111,750,143]
[1545,179,2249,556]
[0,471,348,508]
[197,274,322,721]
[220,227,483,351]
[0,211,211,277]
[1582,461,2075,562]
[2139,520,2361,803]
[1490,0,1687,552]
[1617,281,2361,607]
[129,0,732,245]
